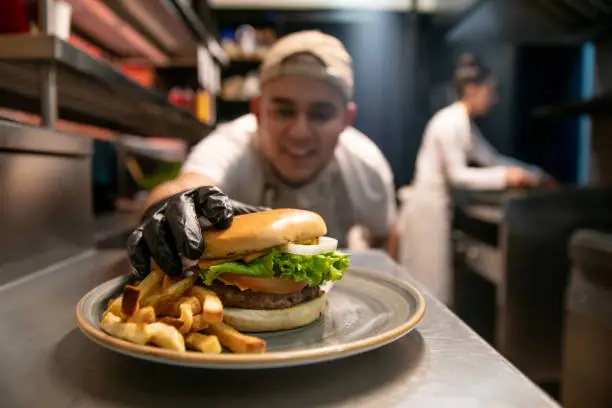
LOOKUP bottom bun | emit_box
[222,293,327,332]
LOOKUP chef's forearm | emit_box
[370,228,397,258]
[143,172,218,213]
[352,224,397,258]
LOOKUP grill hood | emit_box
[448,0,612,44]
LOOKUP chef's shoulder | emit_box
[425,103,466,135]
[336,127,396,237]
[336,126,395,212]
[337,126,392,180]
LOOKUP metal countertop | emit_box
[0,249,559,408]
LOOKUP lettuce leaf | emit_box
[200,249,350,287]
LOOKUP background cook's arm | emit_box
[470,131,544,179]
[436,123,508,190]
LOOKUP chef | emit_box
[126,30,397,278]
[398,53,550,306]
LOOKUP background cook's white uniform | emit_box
[181,114,397,248]
[399,102,541,305]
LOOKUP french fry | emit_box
[159,296,201,317]
[127,306,156,324]
[104,296,124,319]
[121,285,141,317]
[100,313,149,345]
[142,276,197,311]
[208,322,266,354]
[178,302,195,334]
[190,314,209,332]
[146,323,185,351]
[100,270,275,356]
[158,317,183,329]
[136,268,164,299]
[188,286,223,324]
[162,275,182,290]
[185,333,222,354]
[157,297,199,333]
[187,285,215,304]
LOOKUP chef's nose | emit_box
[287,112,311,141]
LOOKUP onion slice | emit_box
[281,236,338,256]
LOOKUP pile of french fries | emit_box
[101,268,267,354]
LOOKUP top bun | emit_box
[202,209,327,259]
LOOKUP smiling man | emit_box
[133,31,396,276]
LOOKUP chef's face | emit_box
[466,78,498,116]
[253,76,356,186]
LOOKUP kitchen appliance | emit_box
[452,186,612,383]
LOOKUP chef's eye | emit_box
[275,108,296,118]
[309,110,335,122]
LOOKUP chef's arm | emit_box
[438,133,508,191]
[347,165,398,255]
[471,132,544,179]
[374,227,398,258]
[347,225,397,257]
[143,172,218,212]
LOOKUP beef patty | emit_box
[208,282,320,310]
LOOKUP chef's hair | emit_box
[454,53,491,97]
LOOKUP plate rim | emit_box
[75,267,426,367]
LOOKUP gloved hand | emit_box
[127,186,268,278]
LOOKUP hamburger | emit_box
[198,208,350,332]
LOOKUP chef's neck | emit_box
[457,100,475,117]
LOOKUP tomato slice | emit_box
[219,273,307,294]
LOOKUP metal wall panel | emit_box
[0,121,93,284]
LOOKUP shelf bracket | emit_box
[39,0,58,129]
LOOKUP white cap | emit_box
[259,30,354,101]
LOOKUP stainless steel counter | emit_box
[0,249,560,408]
[462,205,504,225]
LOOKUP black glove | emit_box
[127,186,267,278]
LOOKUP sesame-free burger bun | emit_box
[221,293,327,332]
[202,209,327,259]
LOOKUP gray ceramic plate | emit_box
[76,267,426,369]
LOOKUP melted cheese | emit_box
[198,249,270,270]
[218,278,251,291]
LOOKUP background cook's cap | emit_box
[259,30,354,101]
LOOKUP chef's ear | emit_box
[250,96,261,119]
[343,102,357,127]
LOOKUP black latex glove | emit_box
[127,186,267,279]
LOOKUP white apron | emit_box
[398,188,453,305]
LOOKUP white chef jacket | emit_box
[412,102,541,192]
[399,102,540,305]
[181,114,397,247]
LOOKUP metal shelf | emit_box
[108,0,198,58]
[533,92,612,119]
[0,34,210,142]
[170,0,228,64]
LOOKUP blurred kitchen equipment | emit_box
[53,1,72,40]
[562,230,612,408]
[236,24,257,55]
[241,72,260,99]
[452,187,612,384]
